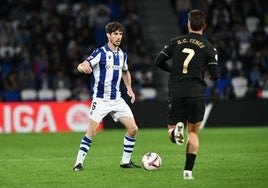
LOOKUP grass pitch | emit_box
[0,126,267,188]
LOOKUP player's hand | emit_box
[127,89,135,104]
[77,61,92,74]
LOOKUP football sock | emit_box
[121,135,136,164]
[75,135,92,165]
[184,153,196,171]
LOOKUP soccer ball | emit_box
[141,152,162,170]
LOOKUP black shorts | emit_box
[167,97,205,125]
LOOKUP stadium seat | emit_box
[239,42,250,56]
[0,46,15,57]
[245,17,260,33]
[264,25,268,35]
[20,89,38,101]
[4,90,21,101]
[57,3,68,13]
[231,77,248,98]
[38,89,54,101]
[55,88,72,101]
[139,88,157,101]
[72,3,81,12]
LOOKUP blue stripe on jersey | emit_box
[96,63,106,98]
[111,53,120,99]
[87,45,128,100]
[90,73,95,96]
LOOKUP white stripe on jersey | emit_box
[86,44,128,100]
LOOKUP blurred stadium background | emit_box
[0,0,267,133]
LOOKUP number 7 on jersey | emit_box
[182,48,195,74]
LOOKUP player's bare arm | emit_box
[77,60,92,74]
[122,71,135,104]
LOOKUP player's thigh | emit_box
[110,98,134,122]
[167,97,186,125]
[89,98,110,123]
[115,100,138,136]
[186,97,205,123]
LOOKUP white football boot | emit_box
[183,170,195,180]
[174,122,184,145]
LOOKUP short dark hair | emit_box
[188,9,206,31]
[105,22,124,34]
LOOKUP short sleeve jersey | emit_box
[86,44,128,100]
[161,33,218,97]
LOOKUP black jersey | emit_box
[155,32,219,97]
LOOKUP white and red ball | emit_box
[142,152,162,170]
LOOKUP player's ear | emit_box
[187,21,190,30]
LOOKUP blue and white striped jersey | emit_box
[86,44,128,100]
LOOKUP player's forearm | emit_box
[122,71,132,90]
[208,63,220,80]
[77,61,92,74]
[154,53,171,72]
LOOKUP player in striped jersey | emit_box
[73,22,140,171]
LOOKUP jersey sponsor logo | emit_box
[105,64,122,70]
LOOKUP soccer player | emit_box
[73,22,140,171]
[154,9,220,179]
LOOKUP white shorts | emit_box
[89,97,134,123]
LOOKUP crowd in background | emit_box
[0,0,268,102]
[0,0,155,102]
[171,0,268,100]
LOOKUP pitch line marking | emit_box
[0,156,120,162]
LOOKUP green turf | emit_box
[0,127,267,188]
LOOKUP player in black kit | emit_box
[154,9,220,180]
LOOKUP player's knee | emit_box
[188,122,201,133]
[128,125,138,137]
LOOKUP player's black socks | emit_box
[184,153,196,171]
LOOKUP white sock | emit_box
[121,135,136,164]
[75,136,92,165]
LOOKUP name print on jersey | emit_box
[177,38,205,48]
